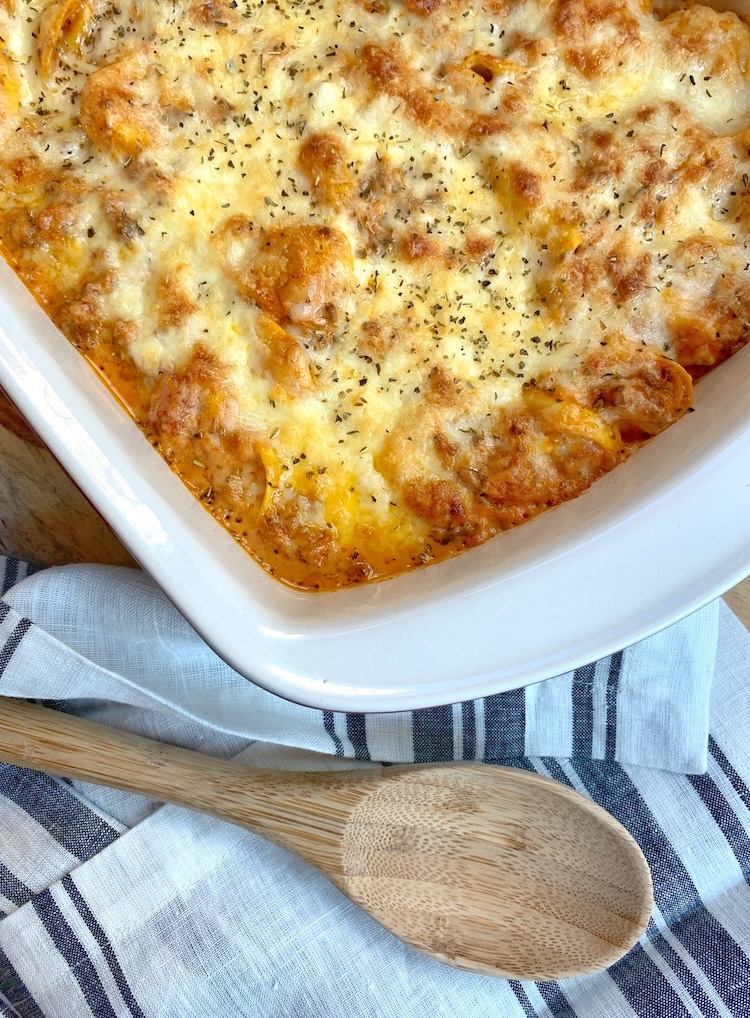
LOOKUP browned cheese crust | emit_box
[0,0,747,588]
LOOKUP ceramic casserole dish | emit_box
[3,0,750,711]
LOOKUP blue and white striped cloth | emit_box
[0,555,748,1017]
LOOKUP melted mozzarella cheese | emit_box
[0,0,749,588]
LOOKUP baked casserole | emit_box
[0,0,748,589]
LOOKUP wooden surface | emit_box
[722,580,750,629]
[0,696,652,980]
[0,384,749,623]
[0,387,135,567]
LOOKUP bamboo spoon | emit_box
[0,697,652,980]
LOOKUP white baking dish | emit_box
[1,257,749,712]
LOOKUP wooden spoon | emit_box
[0,697,652,980]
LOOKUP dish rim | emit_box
[1,259,749,712]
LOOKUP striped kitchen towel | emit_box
[0,556,748,1017]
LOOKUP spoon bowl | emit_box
[0,698,652,980]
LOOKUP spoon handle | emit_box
[0,695,264,800]
[0,697,359,872]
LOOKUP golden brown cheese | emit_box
[0,0,749,589]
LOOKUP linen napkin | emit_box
[0,554,748,1017]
